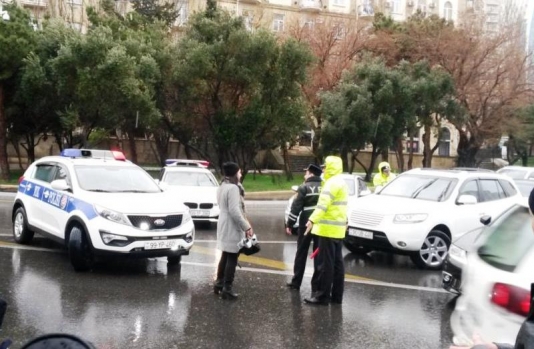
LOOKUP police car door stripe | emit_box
[19,180,97,220]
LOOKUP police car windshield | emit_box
[164,171,218,187]
[75,166,160,193]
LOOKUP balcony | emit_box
[299,0,322,12]
[19,0,47,7]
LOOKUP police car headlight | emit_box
[94,205,130,225]
[182,211,192,225]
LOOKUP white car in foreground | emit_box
[345,168,521,269]
[451,204,534,346]
[158,163,220,226]
[12,149,195,271]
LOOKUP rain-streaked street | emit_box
[0,193,457,348]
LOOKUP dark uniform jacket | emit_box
[286,176,322,228]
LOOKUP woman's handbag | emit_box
[238,234,261,256]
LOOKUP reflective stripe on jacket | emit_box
[309,156,348,239]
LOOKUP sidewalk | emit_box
[0,184,292,200]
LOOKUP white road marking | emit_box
[181,261,448,294]
[195,240,296,244]
[0,240,447,294]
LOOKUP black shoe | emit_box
[304,297,328,305]
[286,282,300,290]
[221,288,239,300]
[213,280,223,295]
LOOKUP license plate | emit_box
[190,209,210,217]
[144,240,177,250]
[348,228,373,239]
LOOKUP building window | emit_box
[438,127,451,157]
[443,1,452,21]
[303,18,314,30]
[272,14,284,32]
[242,11,254,31]
[333,0,346,6]
[417,0,426,14]
[175,0,189,27]
[359,0,374,16]
[66,0,82,6]
[391,0,400,13]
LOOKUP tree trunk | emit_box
[456,130,479,167]
[282,147,293,181]
[422,125,432,168]
[366,144,380,182]
[0,84,10,180]
[340,146,349,173]
[408,136,414,170]
[127,132,138,164]
[395,138,404,172]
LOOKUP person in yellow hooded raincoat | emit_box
[303,156,348,305]
[373,161,396,188]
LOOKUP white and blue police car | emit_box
[12,149,195,271]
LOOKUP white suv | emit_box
[12,149,195,271]
[345,168,521,269]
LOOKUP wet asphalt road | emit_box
[0,193,457,348]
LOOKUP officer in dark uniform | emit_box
[285,164,323,290]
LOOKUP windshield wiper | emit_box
[437,181,452,202]
[411,179,438,199]
[115,190,149,193]
[87,189,112,193]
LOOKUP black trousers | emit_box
[291,226,319,289]
[216,252,239,289]
[313,236,344,302]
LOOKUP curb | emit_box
[0,185,18,193]
[0,185,292,200]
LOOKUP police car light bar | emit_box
[165,159,209,167]
[60,148,126,161]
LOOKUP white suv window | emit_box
[479,179,506,202]
[163,171,218,187]
[458,180,479,201]
[379,175,457,202]
[34,164,56,183]
[75,165,160,193]
[477,206,534,272]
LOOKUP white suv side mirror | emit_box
[51,179,71,192]
[360,189,372,197]
[291,185,299,192]
[457,194,477,205]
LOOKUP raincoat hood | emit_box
[378,161,391,174]
[323,156,343,180]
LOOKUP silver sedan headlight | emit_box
[393,213,428,224]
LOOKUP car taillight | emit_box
[18,176,24,184]
[491,283,531,317]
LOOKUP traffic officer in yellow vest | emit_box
[304,155,348,305]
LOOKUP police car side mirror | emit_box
[291,185,298,192]
[51,179,71,192]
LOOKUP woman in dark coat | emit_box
[214,162,253,300]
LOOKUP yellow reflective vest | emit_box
[309,156,348,239]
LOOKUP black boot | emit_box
[213,280,223,295]
[221,286,238,300]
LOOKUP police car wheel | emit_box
[167,256,181,265]
[410,230,450,270]
[13,207,34,244]
[68,226,93,272]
